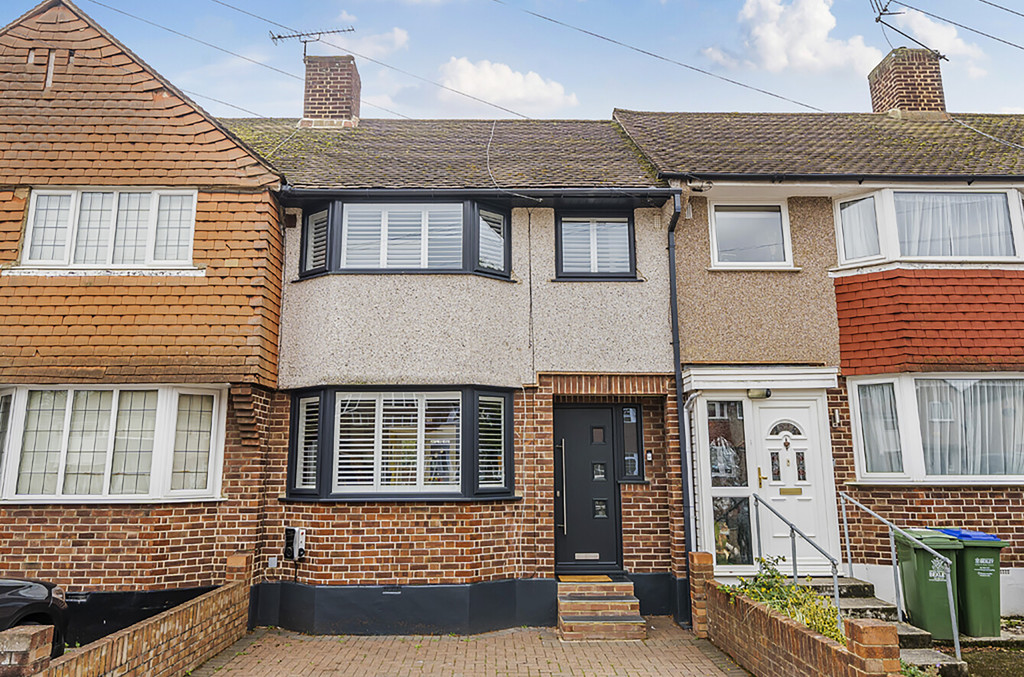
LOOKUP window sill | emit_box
[618,479,649,485]
[280,493,522,503]
[293,269,515,283]
[848,478,1024,487]
[830,260,1024,278]
[0,496,226,505]
[706,266,802,273]
[3,266,205,277]
[551,276,642,283]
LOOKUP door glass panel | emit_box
[592,462,606,481]
[593,499,608,518]
[770,451,781,481]
[769,421,803,436]
[591,426,605,444]
[796,451,807,482]
[713,496,753,565]
[708,401,747,487]
[622,406,641,478]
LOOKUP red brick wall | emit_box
[828,378,1024,567]
[260,374,684,587]
[0,386,274,592]
[868,47,945,113]
[835,268,1024,376]
[303,55,361,122]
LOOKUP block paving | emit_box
[192,617,748,677]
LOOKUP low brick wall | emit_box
[688,552,901,677]
[0,552,251,677]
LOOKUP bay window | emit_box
[24,189,197,268]
[287,386,514,499]
[835,189,1024,266]
[0,385,224,502]
[298,202,510,278]
[851,374,1024,482]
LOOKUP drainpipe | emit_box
[667,193,696,624]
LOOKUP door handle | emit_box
[757,467,768,489]
[560,438,567,536]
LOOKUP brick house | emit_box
[617,48,1024,612]
[0,0,283,642]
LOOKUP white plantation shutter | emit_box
[341,204,463,270]
[427,206,463,268]
[385,209,424,268]
[343,206,383,268]
[594,220,630,273]
[478,210,506,271]
[560,218,631,274]
[477,396,505,488]
[560,220,592,273]
[304,210,329,271]
[295,397,321,489]
[335,396,377,489]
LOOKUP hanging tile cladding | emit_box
[0,385,276,591]
[835,268,1024,376]
[0,190,283,386]
[827,379,1024,567]
[0,3,278,188]
[260,374,686,586]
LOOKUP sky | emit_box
[12,0,1024,119]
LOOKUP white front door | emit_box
[699,392,840,575]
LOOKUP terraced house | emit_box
[4,0,1024,649]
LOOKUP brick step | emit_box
[557,615,648,641]
[556,582,635,597]
[896,622,933,649]
[836,596,899,621]
[797,577,876,598]
[900,648,968,677]
[557,595,639,617]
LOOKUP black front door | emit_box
[554,407,621,572]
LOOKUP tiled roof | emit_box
[220,118,664,189]
[614,109,1024,178]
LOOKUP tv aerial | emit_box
[270,27,355,57]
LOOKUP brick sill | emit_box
[0,497,227,505]
[279,494,523,504]
[847,480,1024,487]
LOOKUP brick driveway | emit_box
[192,616,748,676]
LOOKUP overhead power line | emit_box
[891,1,1024,53]
[973,0,1024,21]
[489,0,824,112]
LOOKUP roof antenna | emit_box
[870,0,947,60]
[270,27,355,58]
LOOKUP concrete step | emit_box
[556,581,635,597]
[557,595,640,617]
[896,622,933,649]
[837,596,899,621]
[797,576,876,598]
[557,614,647,641]
[900,648,968,677]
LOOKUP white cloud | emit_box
[318,27,409,59]
[337,10,357,23]
[706,0,883,74]
[438,57,578,114]
[894,9,986,78]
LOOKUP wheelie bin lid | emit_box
[933,528,1006,546]
[894,528,963,550]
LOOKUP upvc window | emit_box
[709,203,793,269]
[24,189,197,268]
[288,387,514,499]
[850,374,1024,482]
[299,202,511,278]
[0,385,224,502]
[556,215,635,279]
[835,189,1024,266]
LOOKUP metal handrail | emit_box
[752,493,843,637]
[838,491,961,661]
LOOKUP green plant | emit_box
[900,659,938,676]
[721,556,845,644]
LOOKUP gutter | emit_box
[666,193,696,622]
[279,186,679,200]
[659,171,1024,184]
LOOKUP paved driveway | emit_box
[193,616,748,677]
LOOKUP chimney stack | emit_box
[301,55,361,127]
[868,48,946,114]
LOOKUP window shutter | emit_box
[426,206,463,268]
[295,397,320,489]
[304,210,329,271]
[477,396,505,488]
[593,220,630,273]
[478,210,506,272]
[560,220,592,273]
[343,207,383,268]
[335,395,377,489]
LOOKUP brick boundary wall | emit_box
[0,552,253,677]
[688,552,901,677]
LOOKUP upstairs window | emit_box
[556,215,635,279]
[836,189,1024,266]
[299,202,511,278]
[710,203,793,269]
[24,189,197,268]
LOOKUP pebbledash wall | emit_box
[0,0,284,643]
[254,373,688,634]
[831,267,1024,610]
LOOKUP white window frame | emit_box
[0,385,226,503]
[339,203,463,271]
[22,188,198,269]
[834,188,1024,268]
[709,200,795,270]
[849,372,1024,484]
[332,391,463,494]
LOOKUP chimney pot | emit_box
[302,55,361,127]
[868,48,946,114]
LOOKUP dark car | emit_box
[0,579,68,658]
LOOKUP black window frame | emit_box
[285,385,516,501]
[554,211,637,281]
[618,403,645,482]
[297,200,512,280]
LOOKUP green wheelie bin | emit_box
[894,528,962,640]
[935,528,1007,638]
